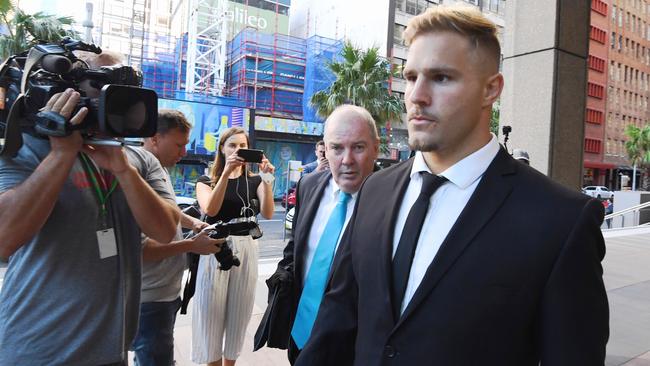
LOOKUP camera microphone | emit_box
[41,55,72,75]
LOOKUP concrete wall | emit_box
[501,1,590,189]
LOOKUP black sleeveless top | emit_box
[196,174,262,225]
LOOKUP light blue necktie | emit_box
[291,190,352,349]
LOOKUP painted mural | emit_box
[256,140,316,199]
[158,98,251,155]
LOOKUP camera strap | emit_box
[79,153,118,221]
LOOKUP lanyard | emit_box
[79,153,118,218]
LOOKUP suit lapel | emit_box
[394,149,516,328]
[294,172,331,289]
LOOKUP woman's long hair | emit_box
[209,127,252,184]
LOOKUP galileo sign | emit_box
[226,1,289,37]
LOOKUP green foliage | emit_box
[624,124,650,167]
[310,41,405,127]
[490,100,500,136]
[0,2,78,60]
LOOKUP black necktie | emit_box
[391,172,447,319]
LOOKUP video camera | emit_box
[0,37,158,157]
[203,217,263,271]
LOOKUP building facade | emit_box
[584,0,613,186]
[604,0,650,189]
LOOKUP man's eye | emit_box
[434,75,450,82]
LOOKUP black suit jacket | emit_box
[295,149,609,366]
[261,170,342,359]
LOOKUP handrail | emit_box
[604,200,650,220]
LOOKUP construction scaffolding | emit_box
[226,28,306,119]
[184,0,229,95]
[141,33,180,98]
[303,35,343,122]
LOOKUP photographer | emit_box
[0,51,179,365]
[132,109,224,366]
[301,140,329,174]
[191,127,274,366]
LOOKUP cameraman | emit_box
[132,109,223,366]
[0,55,179,365]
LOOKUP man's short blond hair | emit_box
[403,5,501,70]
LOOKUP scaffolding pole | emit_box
[185,0,229,96]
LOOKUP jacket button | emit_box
[384,345,396,358]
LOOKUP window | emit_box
[587,82,605,99]
[588,54,606,72]
[589,25,607,44]
[611,31,616,48]
[586,108,605,124]
[592,0,608,16]
[394,24,407,46]
[584,138,602,154]
[405,0,417,15]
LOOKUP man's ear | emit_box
[483,73,504,108]
[151,133,160,146]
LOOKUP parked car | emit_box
[175,195,196,210]
[582,186,614,200]
[285,207,295,231]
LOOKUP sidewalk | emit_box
[168,258,290,366]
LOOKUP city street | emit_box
[2,221,650,365]
[257,208,292,260]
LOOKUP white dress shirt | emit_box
[392,134,500,315]
[302,178,357,283]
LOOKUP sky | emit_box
[18,0,89,25]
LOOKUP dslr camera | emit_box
[0,37,158,157]
[204,217,263,271]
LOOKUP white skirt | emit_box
[191,235,259,362]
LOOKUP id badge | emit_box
[97,228,117,259]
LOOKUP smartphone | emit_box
[319,150,326,159]
[237,148,264,163]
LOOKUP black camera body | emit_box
[0,37,158,157]
[204,216,263,271]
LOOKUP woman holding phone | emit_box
[192,127,275,366]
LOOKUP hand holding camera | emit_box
[189,230,223,256]
[199,216,263,270]
[223,150,247,175]
[316,150,329,172]
[42,89,87,154]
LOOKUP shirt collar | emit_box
[410,133,500,189]
[328,177,359,201]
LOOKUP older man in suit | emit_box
[296,5,609,366]
[272,104,379,364]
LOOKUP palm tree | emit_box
[623,124,650,191]
[0,0,78,60]
[310,41,404,128]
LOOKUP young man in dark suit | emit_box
[296,5,609,366]
[271,105,379,364]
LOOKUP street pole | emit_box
[83,2,94,43]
